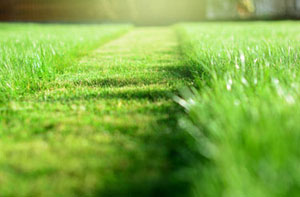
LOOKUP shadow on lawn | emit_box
[72,65,193,88]
[95,100,198,197]
[28,40,198,196]
[41,64,193,103]
[92,64,198,196]
[41,89,174,103]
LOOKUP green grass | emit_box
[175,22,300,197]
[0,23,131,102]
[1,22,300,197]
[0,25,192,196]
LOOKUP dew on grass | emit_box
[234,100,240,106]
[240,52,245,63]
[241,77,248,86]
[285,94,295,105]
[254,78,258,85]
[272,78,279,85]
[226,84,232,91]
[226,77,233,91]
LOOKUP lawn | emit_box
[0,22,299,197]
[0,23,131,102]
[175,22,300,197]
[0,24,192,196]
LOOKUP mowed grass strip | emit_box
[175,22,300,197]
[0,27,191,196]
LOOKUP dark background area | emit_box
[0,0,299,25]
[0,0,206,25]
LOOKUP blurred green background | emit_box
[0,0,299,25]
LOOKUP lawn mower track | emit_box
[0,27,193,196]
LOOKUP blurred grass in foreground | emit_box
[175,22,300,197]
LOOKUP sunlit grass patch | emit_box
[0,23,131,102]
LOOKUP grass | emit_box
[1,21,300,197]
[0,23,131,102]
[175,22,300,197]
[0,25,192,196]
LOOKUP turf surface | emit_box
[0,23,130,102]
[175,22,300,197]
[1,22,300,197]
[0,26,192,196]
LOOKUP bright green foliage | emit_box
[0,26,191,196]
[0,23,130,102]
[2,22,299,197]
[175,22,300,197]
